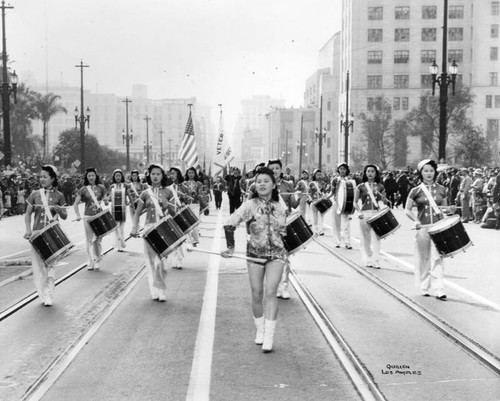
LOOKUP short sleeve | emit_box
[26,191,37,207]
[407,186,419,202]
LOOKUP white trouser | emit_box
[188,203,200,244]
[30,246,55,303]
[114,221,126,249]
[298,197,308,219]
[166,243,186,269]
[414,227,444,291]
[311,204,324,234]
[332,203,351,246]
[83,220,103,267]
[143,238,168,298]
[359,210,380,266]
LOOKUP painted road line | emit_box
[186,211,223,401]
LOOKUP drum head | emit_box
[428,215,460,234]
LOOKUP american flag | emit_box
[178,110,200,168]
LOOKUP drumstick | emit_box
[186,248,267,264]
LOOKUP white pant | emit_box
[114,222,126,249]
[143,239,168,298]
[414,227,444,291]
[332,203,352,246]
[311,204,324,234]
[359,211,380,266]
[30,246,55,303]
[83,220,103,267]
[166,243,186,269]
[188,204,200,244]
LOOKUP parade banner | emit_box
[212,108,234,177]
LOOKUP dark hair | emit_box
[112,169,125,184]
[169,167,184,184]
[267,159,282,169]
[83,167,100,185]
[130,170,141,182]
[250,167,280,202]
[184,167,199,182]
[362,164,381,183]
[312,169,322,181]
[146,164,168,186]
[41,165,58,187]
[417,160,438,182]
[337,163,350,175]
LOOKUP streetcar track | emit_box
[310,236,500,377]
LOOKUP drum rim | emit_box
[428,215,461,233]
[438,240,472,258]
[44,243,74,265]
[143,215,178,236]
[286,212,304,225]
[158,236,186,259]
[87,208,113,221]
[337,180,355,213]
[29,220,63,239]
[366,207,391,223]
[377,223,401,239]
[286,235,315,255]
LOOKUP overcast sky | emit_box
[8,0,341,133]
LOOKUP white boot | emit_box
[280,282,290,299]
[276,283,283,298]
[262,319,276,352]
[253,316,264,345]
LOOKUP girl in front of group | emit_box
[222,167,287,353]
[108,168,130,252]
[73,168,108,271]
[308,169,327,236]
[24,165,67,306]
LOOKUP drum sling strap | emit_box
[365,182,380,211]
[277,180,288,210]
[147,187,165,221]
[170,184,182,210]
[87,186,101,210]
[419,183,441,224]
[40,188,54,225]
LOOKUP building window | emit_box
[394,75,409,88]
[421,50,436,63]
[393,97,401,110]
[327,121,332,131]
[394,50,409,63]
[449,5,464,19]
[368,7,383,20]
[487,119,499,142]
[402,97,409,110]
[448,49,463,63]
[422,6,437,19]
[367,97,383,111]
[327,100,331,111]
[491,72,498,86]
[422,28,437,41]
[395,28,410,41]
[368,29,383,42]
[395,6,410,19]
[491,47,498,60]
[492,24,499,38]
[493,2,499,16]
[327,138,331,148]
[368,51,383,64]
[421,75,433,88]
[368,75,383,89]
[449,28,464,41]
[496,95,500,108]
[486,95,493,108]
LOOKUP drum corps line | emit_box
[23,158,472,352]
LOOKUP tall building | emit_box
[340,0,500,167]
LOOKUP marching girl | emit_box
[130,164,176,302]
[331,163,353,249]
[108,168,130,252]
[308,169,327,236]
[73,168,108,271]
[353,164,390,269]
[294,170,311,220]
[24,165,67,306]
[405,159,454,300]
[128,169,148,218]
[183,167,203,245]
[222,167,287,352]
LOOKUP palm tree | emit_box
[35,93,67,158]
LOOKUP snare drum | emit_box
[336,180,355,214]
[281,213,315,255]
[111,187,126,222]
[30,221,74,265]
[143,216,186,260]
[87,209,117,239]
[428,215,472,258]
[366,208,401,239]
[173,205,200,236]
[314,198,333,214]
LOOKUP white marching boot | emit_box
[253,316,264,345]
[262,319,276,353]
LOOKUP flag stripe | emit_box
[179,111,200,168]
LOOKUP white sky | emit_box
[7,0,341,133]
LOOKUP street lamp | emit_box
[315,127,326,168]
[143,140,152,163]
[429,0,459,163]
[1,0,17,168]
[74,105,90,173]
[340,71,354,165]
[122,97,132,171]
[143,115,151,164]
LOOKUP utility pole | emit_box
[298,114,304,174]
[144,115,151,164]
[159,129,164,166]
[74,60,90,173]
[340,71,354,165]
[167,138,173,167]
[122,97,132,171]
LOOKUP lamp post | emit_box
[143,115,151,164]
[74,60,89,174]
[122,97,132,171]
[297,113,306,173]
[1,0,17,168]
[429,0,458,163]
[167,137,173,167]
[317,94,324,169]
[315,126,326,168]
[339,71,354,165]
[158,129,165,166]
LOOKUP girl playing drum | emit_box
[222,167,287,352]
[331,163,353,249]
[308,169,327,236]
[24,165,67,306]
[131,164,176,302]
[182,167,203,246]
[405,159,454,300]
[108,168,131,252]
[353,164,390,269]
[73,168,108,271]
[127,169,147,218]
